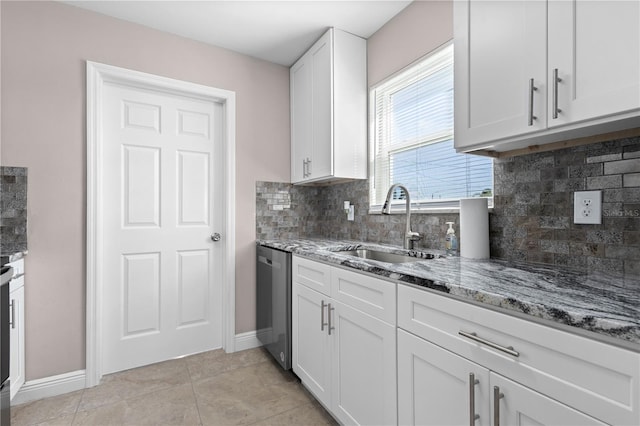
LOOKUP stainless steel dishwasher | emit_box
[256,245,291,370]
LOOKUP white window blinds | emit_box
[369,42,493,211]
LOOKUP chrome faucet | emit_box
[382,184,421,249]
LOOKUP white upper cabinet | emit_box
[290,28,367,184]
[454,0,640,153]
[454,0,548,147]
[548,0,640,126]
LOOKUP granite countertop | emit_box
[0,251,27,266]
[257,238,640,349]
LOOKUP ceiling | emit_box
[62,1,413,66]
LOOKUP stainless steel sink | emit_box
[338,249,423,263]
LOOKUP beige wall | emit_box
[1,0,453,382]
[1,1,290,380]
[367,0,453,87]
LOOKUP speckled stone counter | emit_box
[257,238,640,349]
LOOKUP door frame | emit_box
[85,61,236,387]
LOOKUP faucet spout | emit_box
[382,184,421,249]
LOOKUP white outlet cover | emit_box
[574,190,602,224]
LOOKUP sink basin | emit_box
[338,249,423,264]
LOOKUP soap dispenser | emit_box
[445,222,458,256]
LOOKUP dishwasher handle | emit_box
[258,255,272,266]
[258,255,281,269]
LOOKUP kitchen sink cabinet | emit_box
[454,0,640,153]
[8,258,25,400]
[398,285,640,425]
[292,256,397,425]
[290,28,367,184]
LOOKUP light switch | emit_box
[574,191,602,224]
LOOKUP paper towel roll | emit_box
[460,198,489,259]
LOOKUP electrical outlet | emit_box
[574,191,602,224]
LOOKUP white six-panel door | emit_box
[101,82,223,374]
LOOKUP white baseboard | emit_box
[233,329,268,352]
[11,370,86,406]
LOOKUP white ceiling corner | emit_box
[60,0,413,66]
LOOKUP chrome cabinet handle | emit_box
[552,68,562,119]
[320,300,327,331]
[493,386,504,426]
[9,299,15,329]
[469,373,480,426]
[302,158,312,178]
[528,78,537,126]
[327,303,335,335]
[459,330,520,357]
[210,233,221,242]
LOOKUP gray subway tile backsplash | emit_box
[1,166,28,255]
[257,136,639,278]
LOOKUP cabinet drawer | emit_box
[9,275,24,293]
[293,255,331,297]
[398,285,640,426]
[331,267,396,325]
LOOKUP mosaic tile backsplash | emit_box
[256,136,640,277]
[1,166,28,254]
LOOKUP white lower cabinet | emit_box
[398,285,640,426]
[398,329,490,426]
[331,300,396,425]
[292,282,331,406]
[8,259,25,401]
[398,329,606,426]
[292,255,640,425]
[292,256,397,425]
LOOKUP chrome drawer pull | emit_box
[528,78,537,126]
[10,299,15,329]
[327,303,335,335]
[552,68,562,119]
[469,373,480,426]
[320,300,327,331]
[493,386,504,426]
[459,330,520,357]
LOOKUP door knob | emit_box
[211,233,221,242]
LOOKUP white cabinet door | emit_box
[454,0,547,149]
[290,30,331,184]
[290,55,313,183]
[398,329,490,426]
[9,283,25,400]
[292,282,332,407]
[548,0,640,127]
[490,373,607,426]
[331,301,396,426]
[309,31,333,181]
[290,28,366,184]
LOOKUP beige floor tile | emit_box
[11,348,337,426]
[11,390,83,426]
[251,401,337,426]
[32,413,77,426]
[73,382,200,426]
[185,347,269,382]
[78,357,190,412]
[193,362,313,425]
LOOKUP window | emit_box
[369,42,493,212]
